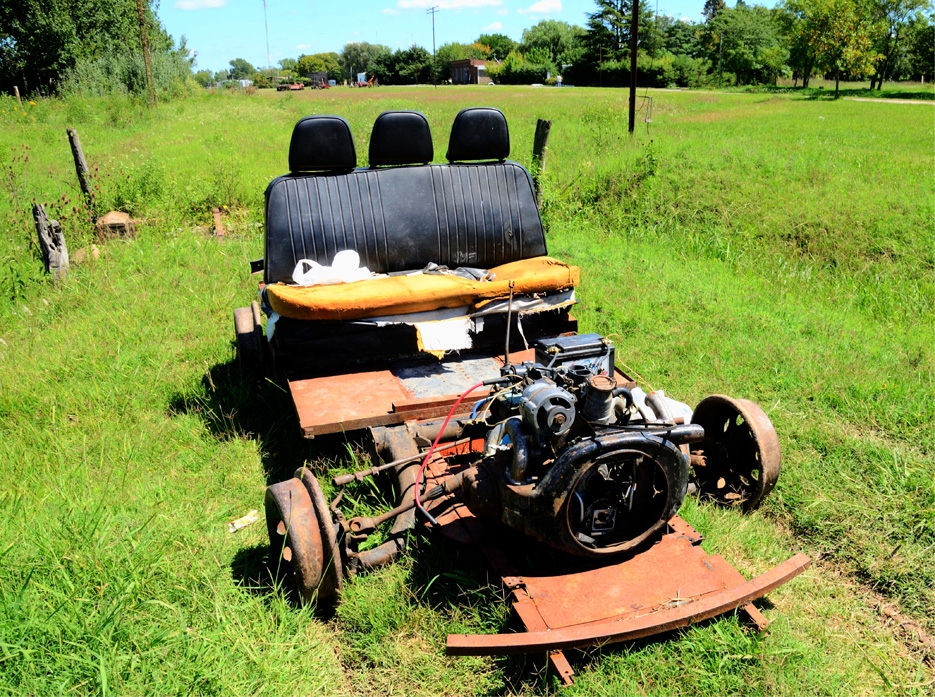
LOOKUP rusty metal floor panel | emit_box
[288,350,530,437]
[421,453,809,685]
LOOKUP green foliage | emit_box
[0,0,183,96]
[296,52,341,80]
[487,50,552,84]
[520,19,586,65]
[783,0,884,91]
[475,32,517,60]
[368,46,433,85]
[63,41,194,99]
[434,42,485,81]
[227,58,255,81]
[902,10,935,79]
[705,3,790,85]
[339,41,392,80]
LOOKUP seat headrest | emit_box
[289,115,357,172]
[446,107,510,163]
[369,111,433,167]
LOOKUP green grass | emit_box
[0,86,932,694]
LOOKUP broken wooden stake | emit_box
[33,204,69,281]
[66,128,96,221]
[213,207,226,239]
[532,118,552,209]
[13,86,21,105]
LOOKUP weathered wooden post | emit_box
[33,204,69,281]
[532,118,552,209]
[66,128,96,221]
[13,86,21,105]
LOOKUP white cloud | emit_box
[382,7,402,14]
[397,0,502,9]
[518,0,561,14]
[483,21,503,31]
[175,0,227,10]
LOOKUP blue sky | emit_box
[160,0,710,74]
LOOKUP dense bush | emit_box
[62,46,194,99]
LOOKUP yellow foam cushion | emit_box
[266,256,579,321]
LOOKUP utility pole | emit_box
[262,0,272,80]
[427,5,439,87]
[136,0,156,106]
[628,0,639,133]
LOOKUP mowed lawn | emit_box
[0,85,932,695]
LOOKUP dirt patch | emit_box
[845,97,935,106]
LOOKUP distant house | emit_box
[451,59,491,85]
[238,79,253,88]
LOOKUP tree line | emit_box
[2,0,932,98]
[201,0,932,93]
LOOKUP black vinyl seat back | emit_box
[264,108,545,284]
[289,115,356,172]
[369,111,433,167]
[446,107,510,162]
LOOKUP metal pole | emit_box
[262,0,272,79]
[427,6,439,87]
[628,0,640,134]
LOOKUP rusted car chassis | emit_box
[236,107,809,685]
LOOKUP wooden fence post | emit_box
[66,128,96,221]
[532,118,552,209]
[33,204,69,281]
[13,86,21,105]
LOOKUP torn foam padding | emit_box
[265,256,579,321]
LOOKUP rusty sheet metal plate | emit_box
[447,554,810,655]
[288,350,538,437]
[519,535,738,629]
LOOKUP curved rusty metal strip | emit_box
[446,553,810,656]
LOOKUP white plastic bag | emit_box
[292,249,372,286]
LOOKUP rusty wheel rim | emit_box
[295,468,343,606]
[690,395,781,511]
[265,478,324,605]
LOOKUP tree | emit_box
[582,0,657,65]
[794,0,882,96]
[228,58,255,80]
[902,10,934,80]
[521,19,586,65]
[661,18,703,57]
[0,0,182,95]
[476,32,517,60]
[368,46,432,85]
[296,52,341,79]
[703,0,727,22]
[704,4,789,85]
[278,57,297,72]
[867,0,928,88]
[435,42,484,81]
[339,42,391,80]
[193,69,213,87]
